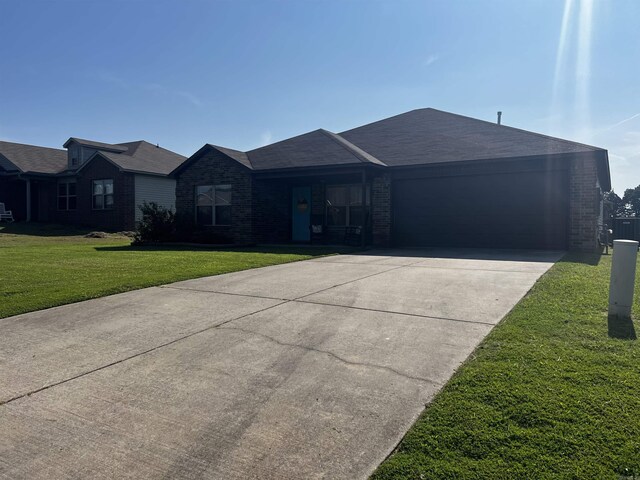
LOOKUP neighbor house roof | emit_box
[63,137,128,153]
[84,141,186,176]
[0,141,68,175]
[175,107,610,190]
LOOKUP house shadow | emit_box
[359,247,569,264]
[608,314,637,340]
[555,251,602,266]
[93,243,356,256]
[92,243,604,266]
[0,221,96,237]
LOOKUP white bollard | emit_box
[609,239,639,318]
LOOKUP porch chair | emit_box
[0,203,14,222]
[310,214,327,244]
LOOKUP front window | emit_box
[57,181,77,210]
[93,179,114,210]
[196,185,231,226]
[326,184,370,226]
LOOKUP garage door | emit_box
[392,170,568,249]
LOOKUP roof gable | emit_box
[246,129,385,170]
[79,141,186,176]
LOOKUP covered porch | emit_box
[0,175,55,222]
[252,166,388,247]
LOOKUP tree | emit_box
[622,186,640,217]
[604,190,625,218]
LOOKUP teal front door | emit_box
[291,186,311,242]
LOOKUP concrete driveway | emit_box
[0,248,562,479]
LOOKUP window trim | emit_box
[195,184,232,226]
[57,180,77,211]
[92,179,114,210]
[325,183,371,227]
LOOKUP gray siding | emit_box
[134,175,176,222]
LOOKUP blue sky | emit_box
[0,0,638,194]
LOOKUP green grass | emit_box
[0,223,347,319]
[373,252,640,480]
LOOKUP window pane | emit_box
[349,185,362,205]
[326,186,347,206]
[104,180,114,195]
[196,206,212,225]
[196,186,214,206]
[58,196,67,210]
[93,181,103,195]
[93,194,103,209]
[349,206,367,226]
[327,206,347,226]
[215,205,232,225]
[67,182,77,196]
[215,185,231,205]
[58,183,67,196]
[105,194,114,208]
[68,197,77,210]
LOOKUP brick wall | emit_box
[175,149,253,243]
[371,173,391,246]
[252,178,290,244]
[44,157,135,231]
[569,156,601,251]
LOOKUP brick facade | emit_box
[175,149,253,243]
[568,156,602,251]
[252,178,290,244]
[371,173,392,246]
[22,157,136,231]
[174,153,604,251]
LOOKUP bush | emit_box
[132,202,176,244]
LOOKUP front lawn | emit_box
[0,223,345,319]
[373,252,640,479]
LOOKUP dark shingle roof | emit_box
[186,108,607,177]
[0,141,67,174]
[90,141,186,176]
[63,137,128,153]
[340,108,605,166]
[210,145,252,169]
[246,129,385,170]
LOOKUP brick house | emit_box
[173,108,610,251]
[0,138,185,230]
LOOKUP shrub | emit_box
[133,202,176,244]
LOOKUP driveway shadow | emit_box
[360,247,566,264]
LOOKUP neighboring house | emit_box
[173,108,610,251]
[0,138,185,230]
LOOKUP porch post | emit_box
[361,168,366,247]
[25,179,31,222]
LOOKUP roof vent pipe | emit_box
[497,111,502,125]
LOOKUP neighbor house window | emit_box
[57,180,77,210]
[92,179,114,210]
[326,184,370,227]
[196,185,231,226]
